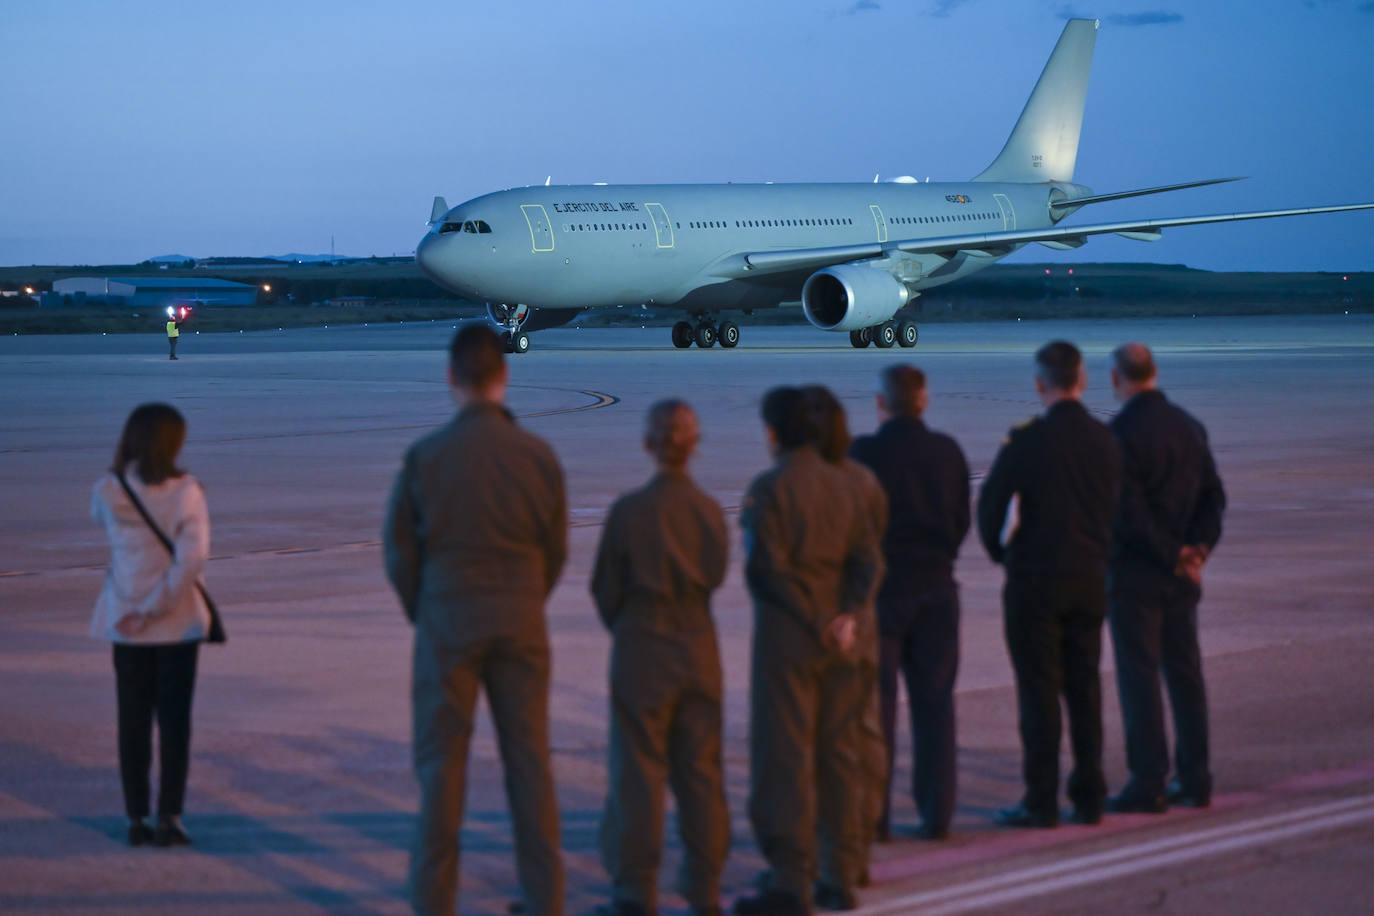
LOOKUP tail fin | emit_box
[975,18,1098,183]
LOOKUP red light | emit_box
[1068,268,1074,275]
[1044,269,1051,274]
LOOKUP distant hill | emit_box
[148,254,194,263]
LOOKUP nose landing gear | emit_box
[489,303,532,354]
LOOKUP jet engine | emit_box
[801,263,910,332]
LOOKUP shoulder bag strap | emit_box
[114,472,226,643]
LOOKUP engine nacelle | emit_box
[801,263,910,332]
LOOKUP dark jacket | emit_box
[383,401,567,647]
[741,446,883,649]
[977,399,1122,579]
[1109,389,1226,585]
[850,416,970,595]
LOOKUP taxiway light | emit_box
[263,284,272,292]
[24,287,34,294]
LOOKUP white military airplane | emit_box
[416,18,1373,353]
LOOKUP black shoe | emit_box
[813,881,857,911]
[1167,780,1211,808]
[591,903,648,916]
[912,821,950,840]
[128,819,154,847]
[154,816,191,847]
[1106,789,1168,814]
[993,803,1057,829]
[733,889,807,916]
[1067,805,1103,825]
[690,907,724,916]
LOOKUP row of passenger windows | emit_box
[439,219,492,234]
[564,222,648,232]
[554,211,1002,235]
[691,217,855,229]
[890,211,999,224]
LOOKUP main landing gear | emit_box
[850,320,919,349]
[672,317,739,350]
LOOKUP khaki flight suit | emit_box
[384,401,567,916]
[741,446,884,901]
[591,469,731,914]
[820,457,888,886]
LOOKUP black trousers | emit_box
[1003,574,1106,817]
[1109,577,1211,798]
[113,641,200,820]
[877,583,959,834]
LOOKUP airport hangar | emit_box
[49,276,259,307]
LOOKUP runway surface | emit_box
[2,315,1372,914]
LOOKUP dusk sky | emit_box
[3,0,1372,270]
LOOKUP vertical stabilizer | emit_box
[975,18,1098,183]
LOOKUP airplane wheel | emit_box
[694,323,716,349]
[874,323,897,348]
[718,320,740,348]
[511,331,531,354]
[849,328,871,349]
[672,321,694,349]
[898,321,919,348]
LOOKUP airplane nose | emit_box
[415,232,454,287]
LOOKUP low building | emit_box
[50,277,259,307]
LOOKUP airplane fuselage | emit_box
[416,180,1077,314]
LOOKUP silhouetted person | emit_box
[1105,343,1225,813]
[735,387,882,916]
[383,323,567,916]
[977,341,1121,828]
[850,366,969,841]
[91,403,213,848]
[803,385,887,903]
[591,400,731,916]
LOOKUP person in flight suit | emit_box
[590,399,731,916]
[977,341,1121,828]
[735,387,883,916]
[849,366,970,842]
[1105,343,1226,813]
[802,385,887,907]
[383,322,567,916]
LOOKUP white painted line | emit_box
[855,794,1374,915]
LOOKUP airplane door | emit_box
[645,202,674,248]
[994,194,1016,230]
[520,204,556,252]
[870,205,889,243]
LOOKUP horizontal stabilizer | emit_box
[1051,177,1245,214]
[429,196,449,225]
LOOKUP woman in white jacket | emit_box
[91,403,211,847]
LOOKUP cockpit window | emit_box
[438,219,493,235]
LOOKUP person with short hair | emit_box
[591,399,731,916]
[91,402,212,848]
[384,322,567,916]
[802,385,887,902]
[734,387,883,916]
[977,341,1122,828]
[850,366,969,842]
[1105,343,1225,813]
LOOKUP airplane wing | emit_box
[726,202,1374,279]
